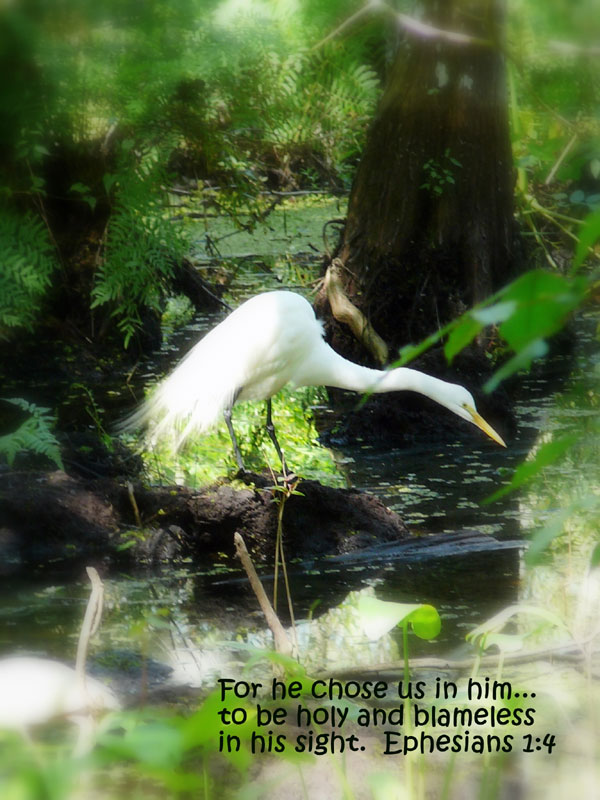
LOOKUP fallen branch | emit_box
[316,640,593,680]
[325,259,389,365]
[234,532,293,657]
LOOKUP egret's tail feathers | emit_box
[117,357,235,451]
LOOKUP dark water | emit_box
[0,306,596,689]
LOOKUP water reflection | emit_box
[0,311,597,705]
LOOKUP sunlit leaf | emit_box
[497,270,586,351]
[467,604,566,645]
[408,603,442,639]
[396,270,588,394]
[357,596,441,640]
[444,314,482,363]
[471,300,517,326]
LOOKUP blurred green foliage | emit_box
[1,4,599,799]
[0,212,58,337]
[134,384,344,487]
[0,0,379,343]
[0,0,598,348]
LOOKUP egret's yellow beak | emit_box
[467,407,507,447]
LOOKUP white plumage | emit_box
[0,656,119,730]
[123,290,505,467]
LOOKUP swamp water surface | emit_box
[1,315,595,697]
[0,201,597,703]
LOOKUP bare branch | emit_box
[234,532,293,656]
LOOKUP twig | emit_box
[524,212,559,269]
[234,532,293,656]
[75,567,105,685]
[268,465,300,656]
[545,133,578,186]
[127,481,142,527]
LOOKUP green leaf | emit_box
[524,509,571,566]
[357,596,441,641]
[102,720,186,769]
[408,603,442,639]
[590,542,600,568]
[484,433,578,504]
[526,496,600,565]
[570,189,585,204]
[0,398,63,469]
[70,182,90,194]
[573,206,600,270]
[483,338,549,393]
[444,300,518,363]
[30,175,45,192]
[471,300,517,326]
[444,314,482,363]
[497,270,586,352]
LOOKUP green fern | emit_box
[0,211,58,336]
[0,398,63,469]
[92,158,188,347]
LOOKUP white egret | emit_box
[0,656,119,730]
[0,569,119,755]
[123,290,506,470]
[0,656,119,755]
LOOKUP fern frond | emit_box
[0,211,58,336]
[91,161,188,347]
[0,398,63,469]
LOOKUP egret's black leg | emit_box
[224,406,245,472]
[265,398,287,474]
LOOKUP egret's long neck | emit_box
[294,341,450,404]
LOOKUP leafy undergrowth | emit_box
[123,385,345,489]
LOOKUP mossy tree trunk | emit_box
[335,0,516,352]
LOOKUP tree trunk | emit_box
[335,0,516,351]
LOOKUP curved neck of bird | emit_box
[302,343,455,409]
